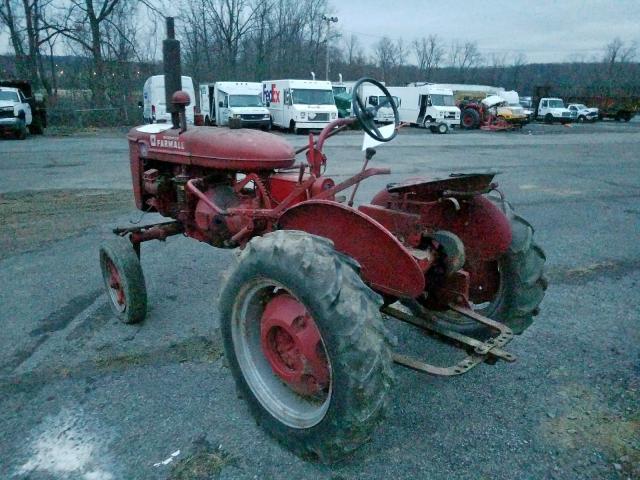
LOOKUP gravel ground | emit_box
[0,120,638,480]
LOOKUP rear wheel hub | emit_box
[260,294,329,397]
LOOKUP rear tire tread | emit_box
[219,230,394,462]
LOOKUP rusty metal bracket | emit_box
[381,304,516,377]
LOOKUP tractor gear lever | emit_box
[366,148,377,161]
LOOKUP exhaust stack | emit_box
[163,17,182,129]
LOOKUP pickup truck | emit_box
[567,103,599,123]
[536,97,576,124]
[0,79,47,138]
[0,86,32,139]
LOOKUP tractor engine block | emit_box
[193,184,259,248]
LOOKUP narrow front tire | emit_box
[99,236,147,324]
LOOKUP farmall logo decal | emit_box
[263,83,280,103]
[150,134,184,150]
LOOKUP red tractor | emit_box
[100,20,546,463]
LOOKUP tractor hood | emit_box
[128,125,295,171]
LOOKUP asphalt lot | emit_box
[1,120,639,479]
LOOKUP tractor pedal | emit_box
[381,305,517,377]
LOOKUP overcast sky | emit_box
[1,0,638,64]
[332,0,640,63]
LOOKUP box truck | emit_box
[386,85,460,131]
[262,79,338,133]
[143,75,195,124]
[199,81,271,129]
[360,84,400,123]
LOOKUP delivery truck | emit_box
[386,84,460,132]
[262,79,338,133]
[143,75,195,124]
[199,81,271,129]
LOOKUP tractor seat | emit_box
[386,173,497,198]
[130,126,296,171]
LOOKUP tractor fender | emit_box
[372,186,512,262]
[277,200,425,298]
[422,195,512,261]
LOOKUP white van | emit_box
[360,84,400,123]
[142,75,195,124]
[386,85,460,130]
[262,79,338,132]
[199,82,270,128]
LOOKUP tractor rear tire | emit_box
[99,236,147,324]
[219,230,394,462]
[461,109,480,129]
[404,198,547,335]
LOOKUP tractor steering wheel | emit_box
[351,77,400,143]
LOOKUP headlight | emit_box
[0,106,12,112]
[232,113,241,119]
[299,112,306,119]
[331,112,336,119]
[263,114,270,119]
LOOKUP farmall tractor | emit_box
[99,19,546,462]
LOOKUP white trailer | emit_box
[262,79,338,132]
[386,85,460,131]
[199,81,271,129]
[143,75,195,124]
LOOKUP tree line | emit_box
[1,0,638,123]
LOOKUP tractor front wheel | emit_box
[99,236,147,324]
[219,231,394,462]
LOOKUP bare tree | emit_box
[413,34,444,80]
[510,52,527,91]
[0,0,27,76]
[604,37,637,70]
[204,0,258,78]
[373,36,397,82]
[448,40,482,82]
[46,0,127,106]
[1,0,57,89]
[344,33,363,65]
